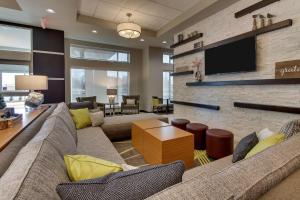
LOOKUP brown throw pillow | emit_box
[232,132,259,163]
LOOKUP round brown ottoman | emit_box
[186,123,208,150]
[206,129,234,159]
[171,119,190,130]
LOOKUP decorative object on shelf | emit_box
[15,75,48,109]
[171,33,203,48]
[171,19,292,60]
[107,89,118,104]
[259,14,265,28]
[177,34,184,42]
[175,66,189,72]
[275,60,300,79]
[194,41,203,49]
[267,13,275,26]
[235,0,281,18]
[0,119,8,130]
[117,13,141,39]
[252,15,258,30]
[0,94,6,110]
[192,58,203,81]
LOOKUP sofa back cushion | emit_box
[49,102,77,143]
[0,104,57,177]
[0,141,69,200]
[31,116,77,156]
[149,134,300,200]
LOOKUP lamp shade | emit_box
[117,22,141,38]
[15,75,48,90]
[107,88,117,96]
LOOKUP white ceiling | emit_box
[0,0,239,49]
[78,0,200,31]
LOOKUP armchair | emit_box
[121,95,140,114]
[76,96,106,116]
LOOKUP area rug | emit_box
[113,140,211,168]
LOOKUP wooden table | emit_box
[132,120,194,169]
[0,105,49,151]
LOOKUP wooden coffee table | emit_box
[132,119,194,168]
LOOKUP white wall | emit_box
[173,0,300,142]
[141,46,173,111]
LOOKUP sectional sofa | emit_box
[0,102,299,200]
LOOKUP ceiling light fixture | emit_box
[92,30,98,34]
[46,8,55,14]
[162,41,167,44]
[117,13,141,39]
[140,38,145,42]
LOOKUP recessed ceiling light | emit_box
[46,8,55,14]
[162,41,167,44]
[140,38,144,42]
[92,30,98,34]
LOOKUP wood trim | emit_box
[234,102,300,114]
[171,100,220,110]
[186,78,300,86]
[170,71,194,76]
[171,19,292,59]
[170,33,203,48]
[235,0,280,18]
[0,106,49,151]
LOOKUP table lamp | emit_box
[15,75,48,109]
[106,88,117,104]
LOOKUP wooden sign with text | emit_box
[275,60,300,79]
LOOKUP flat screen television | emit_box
[205,36,256,75]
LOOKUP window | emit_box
[0,64,29,107]
[163,71,173,100]
[0,25,32,52]
[163,53,173,64]
[70,45,130,63]
[71,68,130,103]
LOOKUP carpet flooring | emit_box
[113,140,211,168]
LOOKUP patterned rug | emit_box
[113,140,211,168]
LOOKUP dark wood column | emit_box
[32,28,65,103]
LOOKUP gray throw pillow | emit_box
[280,119,300,139]
[232,132,259,163]
[56,160,185,200]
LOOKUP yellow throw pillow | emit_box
[69,108,92,129]
[64,155,123,182]
[245,133,285,158]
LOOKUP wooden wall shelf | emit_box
[186,78,300,86]
[234,102,300,114]
[170,71,194,76]
[170,33,203,48]
[171,19,292,59]
[235,0,280,18]
[171,100,220,111]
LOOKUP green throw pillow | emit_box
[69,108,92,129]
[245,133,285,158]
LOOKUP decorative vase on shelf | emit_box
[252,15,258,30]
[267,13,275,26]
[192,58,203,81]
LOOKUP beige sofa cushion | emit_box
[183,155,233,181]
[101,113,169,140]
[259,169,300,200]
[0,141,68,200]
[149,135,300,200]
[49,102,77,143]
[77,126,125,164]
[31,116,77,156]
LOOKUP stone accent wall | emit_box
[173,0,300,141]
